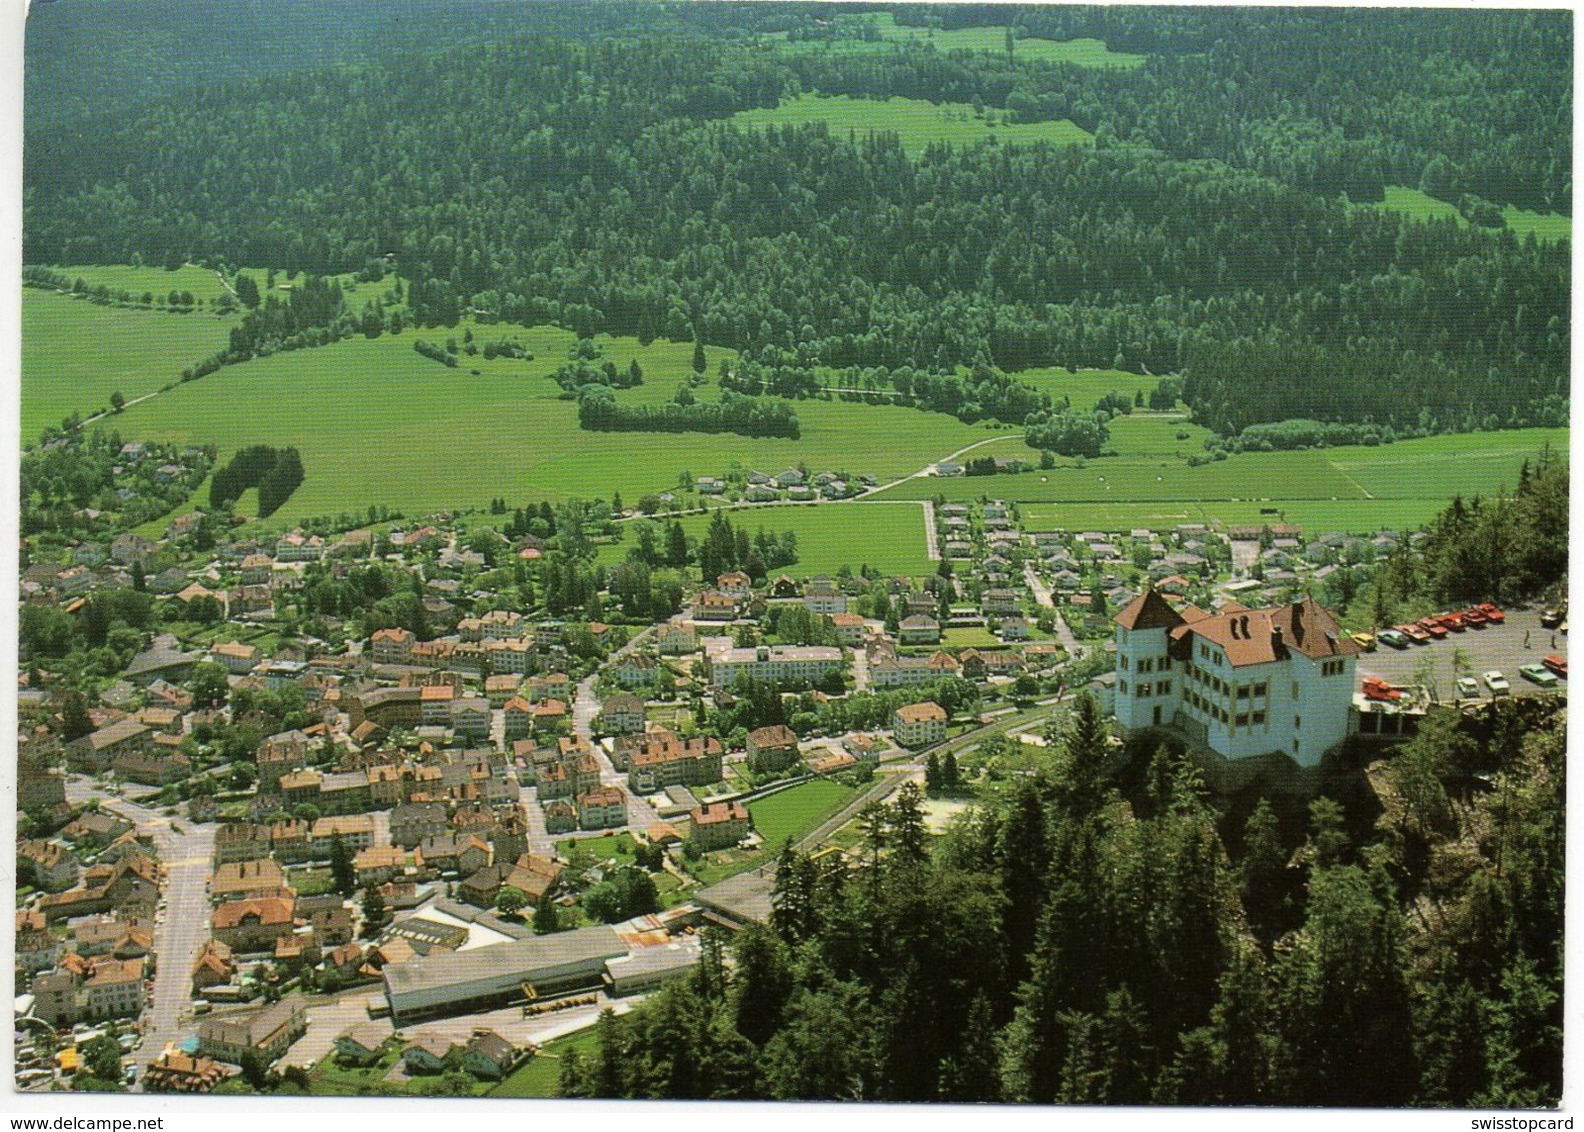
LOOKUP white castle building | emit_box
[1112,589,1360,767]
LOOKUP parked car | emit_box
[1377,629,1410,649]
[1542,654,1567,678]
[1540,606,1566,629]
[1483,670,1511,696]
[1436,612,1466,632]
[1475,603,1506,624]
[1416,618,1448,640]
[1463,608,1488,628]
[1349,631,1377,652]
[1395,623,1431,644]
[1456,675,1480,700]
[1519,664,1559,688]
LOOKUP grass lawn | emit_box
[286,868,335,897]
[729,94,1092,155]
[490,1027,600,1099]
[306,1046,494,1097]
[1363,186,1570,243]
[601,501,935,579]
[21,289,239,441]
[106,319,996,524]
[557,831,638,865]
[748,777,858,849]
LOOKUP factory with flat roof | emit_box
[382,925,627,1024]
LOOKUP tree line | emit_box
[209,444,305,518]
[577,387,800,439]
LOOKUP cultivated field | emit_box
[748,778,859,849]
[601,502,935,579]
[105,320,995,522]
[21,289,239,440]
[729,94,1092,155]
[1364,186,1571,243]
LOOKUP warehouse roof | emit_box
[383,925,625,1001]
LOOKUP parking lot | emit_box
[1357,604,1567,701]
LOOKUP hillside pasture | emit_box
[21,289,240,440]
[106,321,996,524]
[40,263,240,304]
[728,94,1092,155]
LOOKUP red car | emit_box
[1436,612,1466,632]
[1417,618,1449,640]
[1395,623,1431,644]
[1463,608,1488,628]
[1476,603,1506,624]
[1543,654,1567,678]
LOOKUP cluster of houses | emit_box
[689,467,873,505]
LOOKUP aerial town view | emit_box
[9,0,1570,1113]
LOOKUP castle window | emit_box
[1158,680,1171,695]
[1138,682,1152,698]
[1253,711,1266,725]
[1120,655,1129,670]
[1253,682,1268,697]
[1294,715,1302,729]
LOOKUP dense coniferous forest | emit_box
[24,3,1569,439]
[556,694,1564,1106]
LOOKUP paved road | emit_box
[573,625,662,830]
[63,777,217,1084]
[1024,562,1086,662]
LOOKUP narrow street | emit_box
[574,625,662,830]
[63,777,216,1084]
[1024,562,1086,661]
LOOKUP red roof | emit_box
[1113,588,1184,632]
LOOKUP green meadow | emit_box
[1364,186,1570,243]
[770,13,1146,68]
[600,502,935,579]
[105,320,996,523]
[729,94,1092,155]
[939,427,1568,534]
[21,289,239,439]
[41,263,239,304]
[748,778,858,849]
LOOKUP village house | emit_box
[354,846,409,887]
[628,734,724,794]
[746,724,800,774]
[869,654,934,689]
[18,838,78,891]
[415,834,489,877]
[656,622,698,655]
[705,643,843,689]
[597,691,646,735]
[578,787,628,830]
[210,859,287,902]
[692,591,738,622]
[198,996,308,1064]
[390,802,449,849]
[689,801,751,851]
[68,718,153,773]
[898,615,941,645]
[211,895,297,952]
[892,701,948,748]
[143,1049,231,1094]
[717,571,753,600]
[829,611,867,646]
[191,939,236,995]
[803,579,847,615]
[311,815,376,857]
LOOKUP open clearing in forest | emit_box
[769,13,1146,68]
[729,94,1092,154]
[1363,186,1571,243]
[104,318,996,524]
[599,502,935,579]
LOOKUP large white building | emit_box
[706,643,843,689]
[1112,589,1359,767]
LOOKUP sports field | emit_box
[104,320,995,522]
[747,778,858,849]
[1364,186,1571,243]
[601,501,935,579]
[729,94,1092,155]
[21,289,240,440]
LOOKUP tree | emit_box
[59,689,94,741]
[496,886,529,917]
[361,887,387,936]
[234,272,261,309]
[692,334,707,374]
[109,390,126,413]
[189,662,231,709]
[329,832,356,895]
[533,891,560,934]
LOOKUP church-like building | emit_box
[1112,589,1361,767]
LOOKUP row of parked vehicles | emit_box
[1350,602,1567,701]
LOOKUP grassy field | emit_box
[1364,186,1571,243]
[21,289,239,440]
[771,13,1146,67]
[489,1027,599,1098]
[106,320,996,524]
[748,778,858,849]
[41,263,241,304]
[557,831,638,866]
[601,502,935,578]
[729,94,1092,155]
[1004,428,1568,533]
